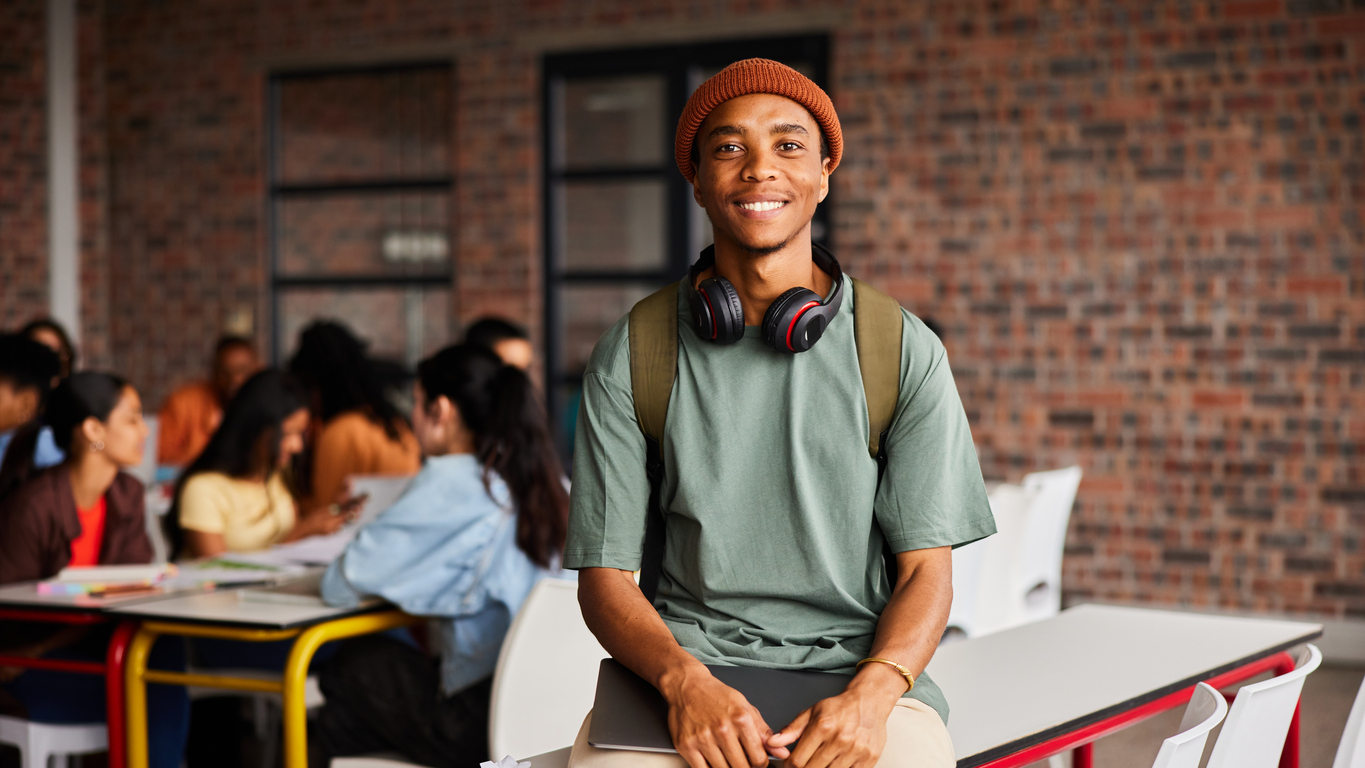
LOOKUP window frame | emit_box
[541,35,831,448]
[265,61,456,363]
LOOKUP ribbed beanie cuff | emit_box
[674,58,842,182]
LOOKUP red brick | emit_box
[1224,0,1283,20]
[1287,277,1347,296]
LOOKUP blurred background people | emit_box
[287,321,420,514]
[0,372,188,768]
[20,318,77,379]
[0,334,64,471]
[170,369,355,559]
[310,343,568,768]
[158,335,263,467]
[463,317,533,371]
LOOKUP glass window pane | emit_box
[277,286,451,369]
[558,283,658,373]
[560,75,666,170]
[562,180,666,272]
[278,67,451,184]
[277,192,449,277]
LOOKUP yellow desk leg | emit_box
[124,626,162,768]
[281,610,419,768]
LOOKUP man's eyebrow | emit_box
[706,124,744,141]
[771,123,809,135]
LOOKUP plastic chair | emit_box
[488,577,608,760]
[958,482,1037,637]
[1206,643,1323,768]
[1334,673,1365,768]
[0,715,107,768]
[1016,466,1083,625]
[1151,682,1229,768]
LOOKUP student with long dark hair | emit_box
[308,343,569,768]
[287,321,420,514]
[0,373,189,768]
[172,369,354,558]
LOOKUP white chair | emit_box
[1333,672,1365,768]
[0,715,107,768]
[331,758,428,768]
[956,482,1037,637]
[1152,682,1229,768]
[1017,465,1083,624]
[488,577,607,761]
[1206,643,1323,768]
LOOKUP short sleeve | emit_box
[874,311,996,552]
[563,317,652,570]
[178,474,230,534]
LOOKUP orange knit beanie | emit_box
[675,58,842,183]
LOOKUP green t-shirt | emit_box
[564,275,996,723]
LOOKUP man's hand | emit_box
[663,666,775,768]
[766,657,908,768]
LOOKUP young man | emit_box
[157,335,261,466]
[0,334,64,471]
[565,59,995,768]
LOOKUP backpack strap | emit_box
[628,282,678,603]
[851,277,903,461]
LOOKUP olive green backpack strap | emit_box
[851,277,904,461]
[627,282,678,603]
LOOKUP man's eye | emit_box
[778,142,802,151]
[717,144,741,153]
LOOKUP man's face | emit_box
[0,380,40,433]
[213,344,261,402]
[691,93,830,256]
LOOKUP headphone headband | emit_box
[684,243,844,353]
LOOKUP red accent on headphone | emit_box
[785,301,821,351]
[700,289,719,340]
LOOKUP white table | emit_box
[521,605,1321,767]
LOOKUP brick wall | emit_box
[0,0,49,329]
[4,0,1362,618]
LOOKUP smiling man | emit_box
[565,59,994,768]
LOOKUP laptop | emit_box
[587,658,853,753]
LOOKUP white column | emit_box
[46,0,80,343]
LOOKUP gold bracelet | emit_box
[856,657,915,691]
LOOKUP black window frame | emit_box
[265,60,456,364]
[541,34,831,448]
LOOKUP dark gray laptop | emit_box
[587,658,853,753]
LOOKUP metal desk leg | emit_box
[281,611,419,768]
[124,625,162,768]
[105,620,138,768]
[1072,742,1093,768]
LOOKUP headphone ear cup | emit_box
[762,287,821,353]
[700,277,745,344]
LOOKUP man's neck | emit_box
[704,226,832,327]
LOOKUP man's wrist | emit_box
[655,656,713,705]
[848,659,912,702]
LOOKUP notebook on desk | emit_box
[587,658,852,753]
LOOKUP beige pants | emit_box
[567,697,955,768]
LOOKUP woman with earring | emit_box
[0,372,190,768]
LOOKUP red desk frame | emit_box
[972,649,1300,768]
[0,608,138,768]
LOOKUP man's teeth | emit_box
[739,201,786,212]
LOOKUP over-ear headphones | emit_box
[684,243,845,354]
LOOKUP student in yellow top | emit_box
[171,370,357,558]
[287,322,421,514]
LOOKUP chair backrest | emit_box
[1206,644,1323,768]
[945,531,987,638]
[1151,682,1229,768]
[966,483,1037,636]
[1334,673,1365,768]
[487,577,608,760]
[1017,465,1083,618]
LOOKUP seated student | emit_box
[173,370,354,558]
[21,317,76,379]
[0,334,64,471]
[158,335,262,466]
[464,316,534,371]
[308,343,569,768]
[287,321,420,514]
[0,372,188,768]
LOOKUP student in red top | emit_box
[0,373,189,768]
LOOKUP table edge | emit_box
[103,600,391,630]
[954,627,1323,767]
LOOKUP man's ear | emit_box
[692,171,704,207]
[817,156,831,204]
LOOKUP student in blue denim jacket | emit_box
[310,342,570,768]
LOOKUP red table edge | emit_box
[0,607,137,768]
[969,649,1300,768]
